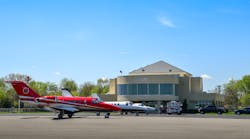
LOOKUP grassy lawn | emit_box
[196,111,250,116]
[0,111,50,114]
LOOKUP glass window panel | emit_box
[148,84,159,95]
[160,84,173,95]
[128,84,137,95]
[118,84,128,95]
[138,84,148,95]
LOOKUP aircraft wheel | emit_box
[104,113,110,118]
[136,112,139,116]
[58,113,63,119]
[96,112,100,116]
[68,113,73,118]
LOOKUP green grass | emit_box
[0,111,50,114]
[196,111,250,116]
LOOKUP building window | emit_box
[148,84,159,95]
[118,83,175,96]
[128,84,137,95]
[160,84,173,95]
[118,84,128,95]
[138,84,148,95]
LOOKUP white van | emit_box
[166,101,182,115]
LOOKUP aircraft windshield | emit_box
[92,98,100,104]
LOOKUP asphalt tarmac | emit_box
[0,114,250,139]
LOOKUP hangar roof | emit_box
[129,60,192,77]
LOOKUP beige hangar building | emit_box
[101,61,224,111]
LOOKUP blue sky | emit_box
[0,0,250,91]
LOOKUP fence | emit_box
[0,108,46,113]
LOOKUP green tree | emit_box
[0,79,18,108]
[7,88,19,107]
[223,80,239,110]
[236,75,250,94]
[240,94,250,107]
[234,75,250,106]
[79,82,95,96]
[97,78,109,87]
[71,91,79,96]
[48,91,61,96]
[91,85,103,95]
[0,86,6,107]
[60,78,78,92]
[29,81,48,96]
[91,78,110,94]
[4,73,31,83]
[46,82,58,93]
[0,78,6,89]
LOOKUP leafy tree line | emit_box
[223,75,250,110]
[0,73,110,108]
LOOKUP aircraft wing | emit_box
[51,105,79,113]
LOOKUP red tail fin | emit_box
[8,81,41,98]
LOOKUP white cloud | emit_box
[158,16,176,28]
[101,77,108,80]
[54,72,61,76]
[201,74,212,79]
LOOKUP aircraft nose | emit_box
[148,107,156,111]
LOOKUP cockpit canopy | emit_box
[92,98,101,104]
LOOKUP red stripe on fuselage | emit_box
[20,98,34,102]
[37,96,120,111]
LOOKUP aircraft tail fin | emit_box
[6,81,41,98]
[61,88,73,97]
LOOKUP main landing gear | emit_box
[96,112,110,118]
[104,113,110,119]
[57,111,74,119]
[68,113,74,118]
[58,111,64,119]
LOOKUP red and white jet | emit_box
[7,81,121,119]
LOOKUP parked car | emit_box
[198,105,226,114]
[166,101,182,115]
[235,107,250,115]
